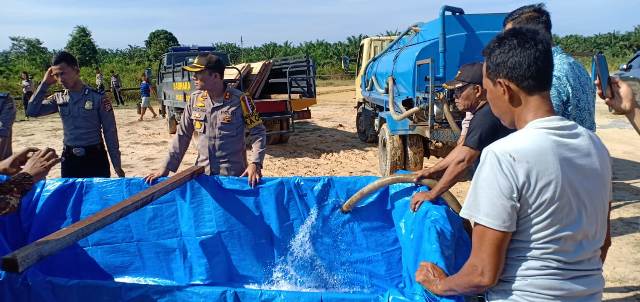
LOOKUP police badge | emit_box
[84,100,93,110]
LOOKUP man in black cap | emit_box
[144,53,266,187]
[410,62,514,211]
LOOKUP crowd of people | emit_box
[0,3,638,301]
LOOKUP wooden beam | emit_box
[1,165,205,273]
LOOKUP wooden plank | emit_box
[253,61,273,99]
[245,61,268,97]
[1,166,205,273]
[225,63,252,89]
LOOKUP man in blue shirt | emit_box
[139,73,158,121]
[504,3,596,131]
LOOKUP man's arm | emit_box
[0,172,34,215]
[164,99,195,172]
[0,95,16,137]
[98,96,123,176]
[241,95,266,166]
[26,82,58,117]
[624,107,640,135]
[601,201,612,263]
[411,146,479,211]
[416,224,511,295]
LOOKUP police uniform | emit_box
[27,82,122,178]
[0,93,16,160]
[163,87,266,176]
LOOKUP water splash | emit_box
[246,206,367,293]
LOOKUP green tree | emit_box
[8,36,50,72]
[145,29,179,61]
[65,25,99,67]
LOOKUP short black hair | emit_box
[52,51,79,68]
[503,3,552,34]
[483,26,553,94]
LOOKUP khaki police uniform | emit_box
[0,93,16,160]
[27,82,122,178]
[163,86,266,176]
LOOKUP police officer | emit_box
[27,51,125,178]
[144,53,266,187]
[0,92,16,160]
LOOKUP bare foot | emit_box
[138,117,143,121]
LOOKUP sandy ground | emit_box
[12,86,640,301]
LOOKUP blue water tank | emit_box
[362,11,506,109]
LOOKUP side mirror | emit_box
[620,64,629,72]
[341,56,350,71]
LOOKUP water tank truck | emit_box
[355,5,506,176]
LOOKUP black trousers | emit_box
[61,143,110,178]
[112,88,124,105]
[22,92,32,115]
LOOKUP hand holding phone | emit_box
[592,52,612,99]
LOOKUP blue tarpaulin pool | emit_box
[0,175,470,301]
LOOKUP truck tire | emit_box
[356,106,377,143]
[404,134,424,171]
[168,114,177,134]
[378,123,404,176]
[265,120,282,145]
[279,119,291,144]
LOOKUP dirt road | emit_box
[11,86,639,301]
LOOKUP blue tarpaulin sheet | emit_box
[0,175,470,301]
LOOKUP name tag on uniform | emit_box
[84,100,93,110]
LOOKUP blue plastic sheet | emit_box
[0,175,470,301]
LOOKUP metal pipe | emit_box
[340,174,461,214]
[443,101,461,134]
[366,76,386,94]
[439,5,465,79]
[388,77,421,121]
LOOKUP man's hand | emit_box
[596,77,637,115]
[43,67,57,85]
[0,147,39,175]
[414,168,436,183]
[410,191,437,212]
[241,163,262,188]
[415,261,448,296]
[114,167,125,178]
[21,148,61,182]
[143,168,169,184]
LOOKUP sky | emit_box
[1,0,639,50]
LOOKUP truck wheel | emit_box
[168,115,177,134]
[378,123,404,176]
[356,106,377,143]
[278,119,291,144]
[404,134,424,171]
[265,120,281,145]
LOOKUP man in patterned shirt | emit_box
[0,148,60,215]
[504,3,596,131]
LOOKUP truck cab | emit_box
[355,37,397,103]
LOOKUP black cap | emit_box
[443,62,483,89]
[183,53,225,73]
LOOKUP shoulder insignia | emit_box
[240,94,262,128]
[102,97,112,112]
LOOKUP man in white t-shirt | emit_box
[414,27,612,301]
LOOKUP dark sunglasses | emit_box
[453,84,471,98]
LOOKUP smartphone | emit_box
[591,52,612,99]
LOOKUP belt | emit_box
[64,143,104,157]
